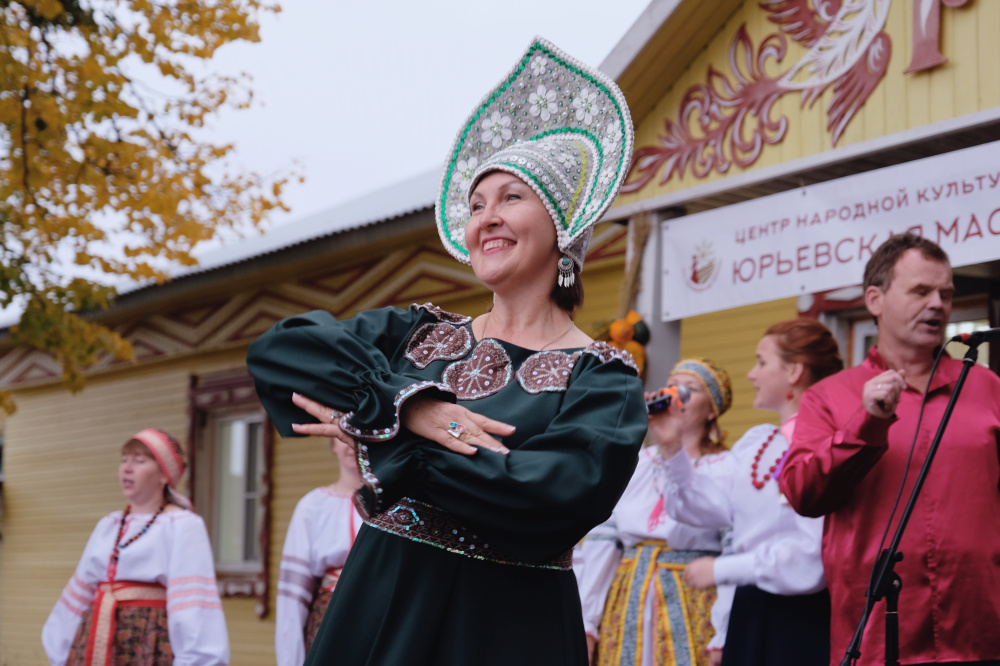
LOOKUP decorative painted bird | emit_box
[765,0,893,144]
[623,0,893,193]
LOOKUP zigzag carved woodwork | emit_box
[0,225,627,389]
[586,222,629,264]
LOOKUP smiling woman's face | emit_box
[465,171,560,291]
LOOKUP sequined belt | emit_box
[86,581,167,666]
[366,497,573,571]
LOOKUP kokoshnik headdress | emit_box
[436,37,634,285]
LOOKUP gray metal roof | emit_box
[162,3,675,281]
[180,167,440,278]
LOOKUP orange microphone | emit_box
[645,385,691,414]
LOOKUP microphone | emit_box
[646,385,691,414]
[952,327,1000,348]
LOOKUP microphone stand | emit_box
[840,344,980,666]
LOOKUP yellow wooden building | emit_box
[4,0,1000,662]
[603,0,1000,436]
[0,166,632,663]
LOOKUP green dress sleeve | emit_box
[246,305,456,438]
[363,351,647,562]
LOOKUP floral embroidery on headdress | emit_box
[436,37,634,272]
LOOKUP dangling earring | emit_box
[785,390,794,401]
[557,255,575,287]
[707,416,719,444]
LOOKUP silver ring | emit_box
[446,421,466,439]
[329,409,341,423]
[877,383,882,390]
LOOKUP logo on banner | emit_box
[683,241,719,292]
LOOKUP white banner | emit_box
[660,139,1000,321]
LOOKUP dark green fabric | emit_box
[247,304,647,665]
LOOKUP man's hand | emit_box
[863,370,906,418]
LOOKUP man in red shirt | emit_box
[780,234,1000,666]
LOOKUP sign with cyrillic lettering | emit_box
[660,139,1000,321]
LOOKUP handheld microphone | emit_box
[951,327,1000,348]
[646,385,691,414]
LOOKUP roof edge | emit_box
[599,0,684,79]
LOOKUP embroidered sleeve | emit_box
[660,448,735,531]
[339,380,454,442]
[581,340,639,373]
[248,305,457,439]
[576,518,624,638]
[413,302,472,324]
[166,514,229,664]
[276,494,317,666]
[41,517,109,665]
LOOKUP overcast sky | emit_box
[203,0,651,234]
[2,1,652,327]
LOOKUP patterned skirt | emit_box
[67,605,172,665]
[304,588,334,654]
[597,541,718,666]
[304,567,341,655]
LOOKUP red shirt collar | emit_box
[863,345,962,394]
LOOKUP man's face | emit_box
[866,249,954,354]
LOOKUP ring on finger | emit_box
[877,383,882,390]
[329,409,342,423]
[446,421,466,439]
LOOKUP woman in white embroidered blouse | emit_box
[42,428,228,666]
[577,358,736,666]
[275,436,363,666]
[659,319,843,666]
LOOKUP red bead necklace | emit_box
[750,426,782,490]
[107,503,166,581]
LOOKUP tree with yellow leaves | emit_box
[1,0,287,412]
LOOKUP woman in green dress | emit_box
[247,38,645,665]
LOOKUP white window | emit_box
[212,414,266,571]
[847,301,990,368]
[943,302,990,368]
[189,369,273,616]
[850,318,879,367]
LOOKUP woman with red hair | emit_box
[42,429,229,665]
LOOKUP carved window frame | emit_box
[188,369,273,618]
